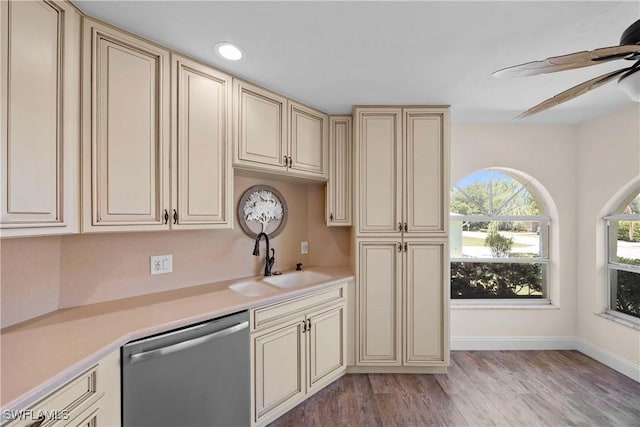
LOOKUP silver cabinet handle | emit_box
[129,321,248,364]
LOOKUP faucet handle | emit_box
[296,263,302,271]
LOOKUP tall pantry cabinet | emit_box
[353,106,450,372]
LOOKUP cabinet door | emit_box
[403,239,448,366]
[0,0,80,237]
[171,55,232,229]
[326,116,352,226]
[233,80,287,173]
[308,305,346,390]
[82,18,170,232]
[356,240,402,366]
[403,108,449,235]
[354,108,402,236]
[288,101,328,179]
[253,320,306,423]
[64,404,99,427]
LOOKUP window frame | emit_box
[450,169,551,304]
[604,206,640,325]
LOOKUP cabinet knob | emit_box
[283,155,288,167]
[330,213,334,221]
[302,320,307,333]
[288,156,292,167]
[404,222,408,232]
[163,209,169,224]
[307,319,311,331]
[397,242,402,252]
[173,209,178,225]
[398,222,402,231]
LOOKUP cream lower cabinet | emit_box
[355,239,448,372]
[2,350,120,427]
[0,0,80,238]
[233,79,328,181]
[251,284,346,426]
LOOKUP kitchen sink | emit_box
[263,271,331,288]
[228,281,277,297]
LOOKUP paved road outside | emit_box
[461,231,640,261]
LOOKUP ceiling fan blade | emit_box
[516,66,633,119]
[493,45,640,78]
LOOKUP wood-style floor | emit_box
[269,351,640,427]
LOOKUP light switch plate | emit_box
[301,242,309,254]
[150,255,173,275]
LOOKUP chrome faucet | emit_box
[253,232,275,276]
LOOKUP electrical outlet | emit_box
[150,255,173,275]
[301,241,309,254]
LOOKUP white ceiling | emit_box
[72,1,640,125]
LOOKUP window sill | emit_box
[451,299,556,309]
[597,311,640,331]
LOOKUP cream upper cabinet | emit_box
[233,79,287,172]
[171,54,233,229]
[0,0,80,237]
[233,79,328,181]
[403,108,449,235]
[81,18,170,232]
[356,240,402,366]
[354,108,403,235]
[354,106,450,237]
[403,239,448,366]
[326,116,352,226]
[288,101,328,179]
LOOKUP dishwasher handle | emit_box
[129,321,249,364]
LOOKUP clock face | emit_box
[238,185,288,239]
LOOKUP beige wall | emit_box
[307,184,351,267]
[575,104,640,367]
[1,175,351,327]
[450,124,578,339]
[0,236,62,328]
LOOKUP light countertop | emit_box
[0,266,353,417]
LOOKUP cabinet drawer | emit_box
[252,285,344,331]
[3,366,99,427]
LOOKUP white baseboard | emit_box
[576,338,640,382]
[450,336,639,382]
[450,336,576,351]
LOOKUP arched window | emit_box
[450,169,550,300]
[605,187,640,321]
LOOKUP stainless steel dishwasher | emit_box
[122,310,250,427]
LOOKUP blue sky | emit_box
[456,170,490,188]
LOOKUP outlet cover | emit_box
[301,242,309,254]
[150,255,173,275]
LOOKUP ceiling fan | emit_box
[493,19,640,118]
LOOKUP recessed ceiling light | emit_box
[215,42,242,61]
